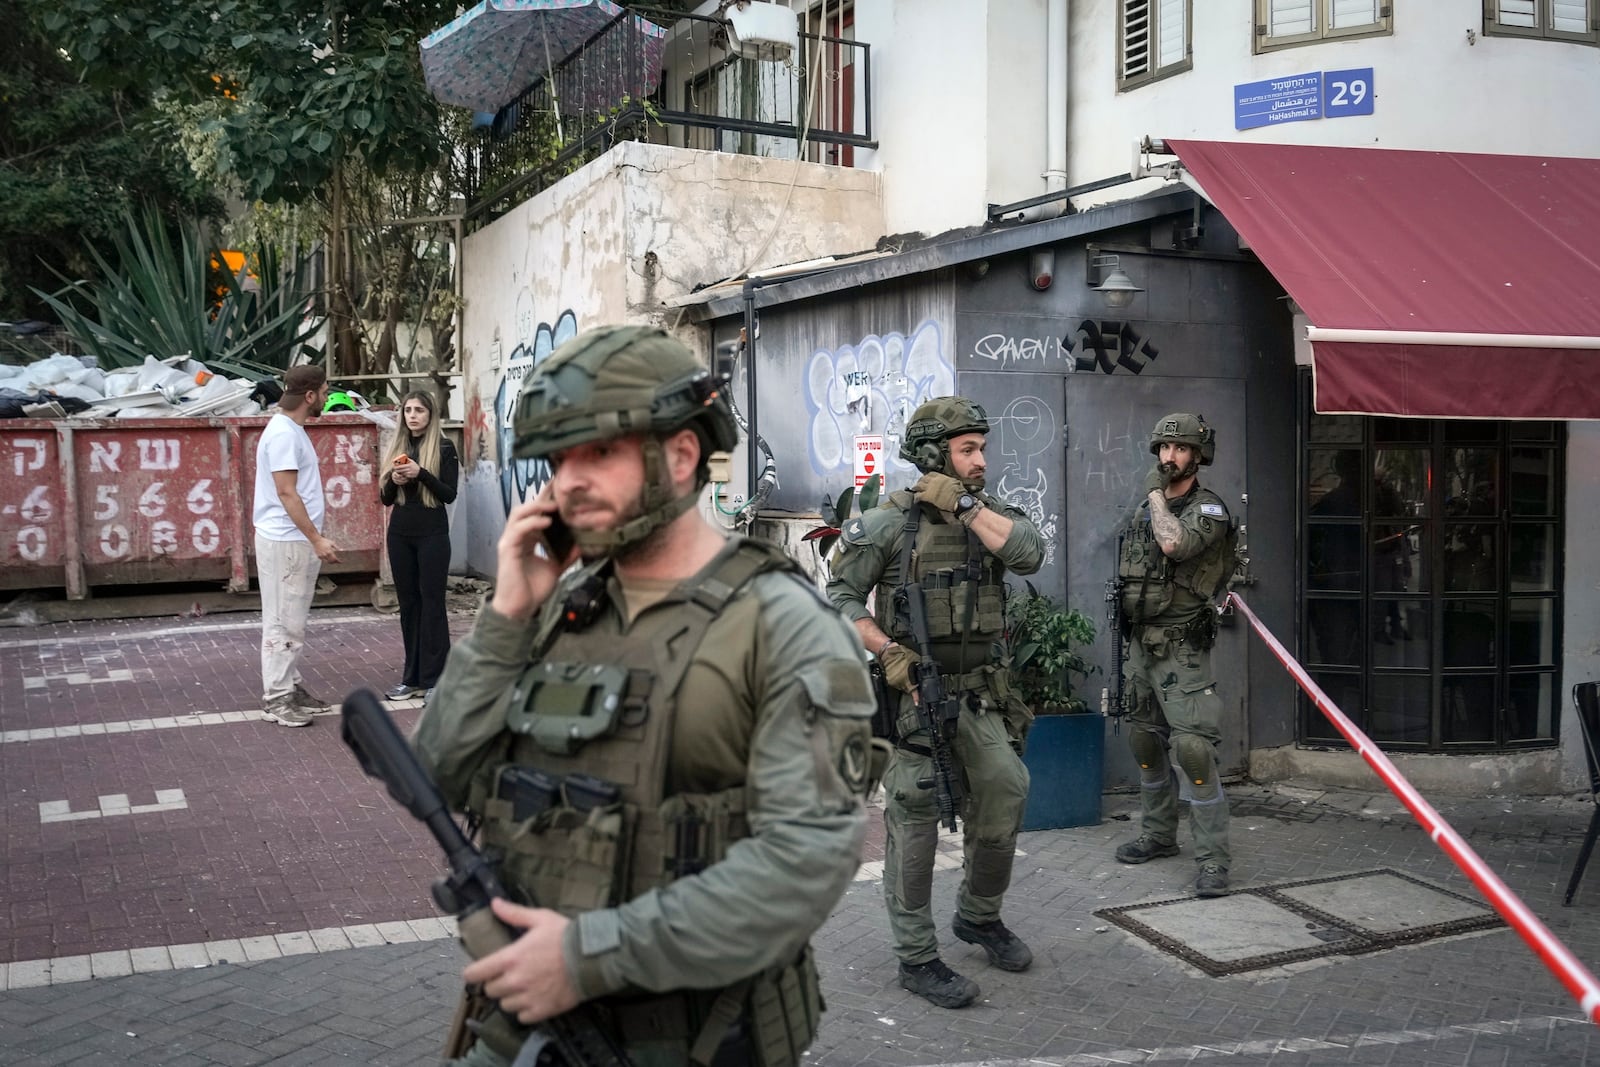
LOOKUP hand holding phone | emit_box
[491,484,574,621]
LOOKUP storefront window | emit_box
[1300,391,1563,751]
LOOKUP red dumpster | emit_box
[0,414,386,600]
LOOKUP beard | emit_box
[1158,459,1197,484]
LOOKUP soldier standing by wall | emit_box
[1112,413,1237,897]
[826,397,1044,1009]
[413,326,874,1066]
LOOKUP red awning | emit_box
[1166,140,1600,419]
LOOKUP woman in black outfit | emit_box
[379,390,458,699]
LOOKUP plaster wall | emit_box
[852,0,993,235]
[1064,0,1600,193]
[453,141,882,576]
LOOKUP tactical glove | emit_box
[1144,464,1167,496]
[879,642,919,693]
[913,471,965,516]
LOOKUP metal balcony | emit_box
[463,6,875,225]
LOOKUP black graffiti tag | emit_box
[1069,320,1159,375]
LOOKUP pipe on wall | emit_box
[1018,0,1069,222]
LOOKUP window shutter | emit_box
[1267,0,1316,36]
[1550,0,1587,32]
[1496,0,1538,26]
[1122,0,1151,79]
[1331,0,1380,28]
[1157,0,1187,65]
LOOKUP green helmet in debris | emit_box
[323,390,358,413]
[1149,411,1215,466]
[513,325,738,555]
[898,396,990,474]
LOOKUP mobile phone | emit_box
[543,511,574,561]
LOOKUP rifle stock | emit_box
[340,688,634,1067]
[899,584,965,833]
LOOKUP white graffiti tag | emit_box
[803,320,953,479]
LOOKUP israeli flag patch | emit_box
[1200,502,1226,518]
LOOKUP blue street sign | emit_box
[1323,68,1375,117]
[1235,72,1323,130]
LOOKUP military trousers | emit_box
[882,702,1029,965]
[1124,625,1232,869]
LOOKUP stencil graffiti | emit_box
[991,394,1062,567]
[494,309,579,513]
[804,320,952,480]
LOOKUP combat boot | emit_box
[1115,834,1180,864]
[898,958,980,1009]
[951,913,1033,972]
[1195,863,1229,897]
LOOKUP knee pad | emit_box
[1128,728,1168,773]
[1173,732,1217,790]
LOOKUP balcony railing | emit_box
[464,7,875,224]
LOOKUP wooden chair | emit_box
[1564,682,1600,906]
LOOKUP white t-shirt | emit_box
[253,413,325,542]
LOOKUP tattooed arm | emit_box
[1147,490,1184,555]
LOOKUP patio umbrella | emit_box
[420,0,668,116]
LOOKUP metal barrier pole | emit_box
[1227,591,1600,1025]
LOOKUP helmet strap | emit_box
[572,436,699,558]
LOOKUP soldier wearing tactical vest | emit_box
[825,397,1044,1010]
[413,326,875,1066]
[1113,413,1237,898]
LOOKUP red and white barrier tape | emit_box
[1227,591,1600,1025]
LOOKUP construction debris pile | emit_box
[0,354,272,420]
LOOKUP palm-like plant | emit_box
[32,203,320,380]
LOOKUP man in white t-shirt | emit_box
[254,365,342,726]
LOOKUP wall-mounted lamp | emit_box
[1087,252,1144,310]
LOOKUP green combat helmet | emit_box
[1149,412,1216,466]
[513,325,738,556]
[898,397,989,477]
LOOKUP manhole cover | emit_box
[1094,868,1505,976]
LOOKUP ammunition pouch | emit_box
[481,768,631,914]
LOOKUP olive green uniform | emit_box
[415,536,874,1067]
[826,490,1043,965]
[1118,483,1233,869]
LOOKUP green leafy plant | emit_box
[1004,582,1098,714]
[801,474,882,559]
[32,203,318,379]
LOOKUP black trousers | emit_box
[388,528,451,688]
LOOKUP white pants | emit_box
[256,534,321,703]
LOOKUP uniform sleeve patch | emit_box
[840,517,870,545]
[1200,502,1226,518]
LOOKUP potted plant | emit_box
[1003,583,1105,829]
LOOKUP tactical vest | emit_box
[472,536,822,1067]
[871,491,1007,653]
[1118,487,1234,625]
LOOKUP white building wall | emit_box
[451,141,883,575]
[852,0,996,235]
[1063,0,1600,193]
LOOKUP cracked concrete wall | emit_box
[452,141,884,576]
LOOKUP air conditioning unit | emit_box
[726,2,800,63]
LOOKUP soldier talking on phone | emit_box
[411,326,875,1066]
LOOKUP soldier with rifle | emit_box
[1110,413,1239,899]
[410,326,875,1066]
[826,397,1044,1010]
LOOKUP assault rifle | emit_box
[340,688,633,1067]
[1102,533,1129,735]
[899,584,965,833]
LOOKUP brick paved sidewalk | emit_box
[4,606,1600,1065]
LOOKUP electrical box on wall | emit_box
[707,451,734,485]
[726,2,800,62]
